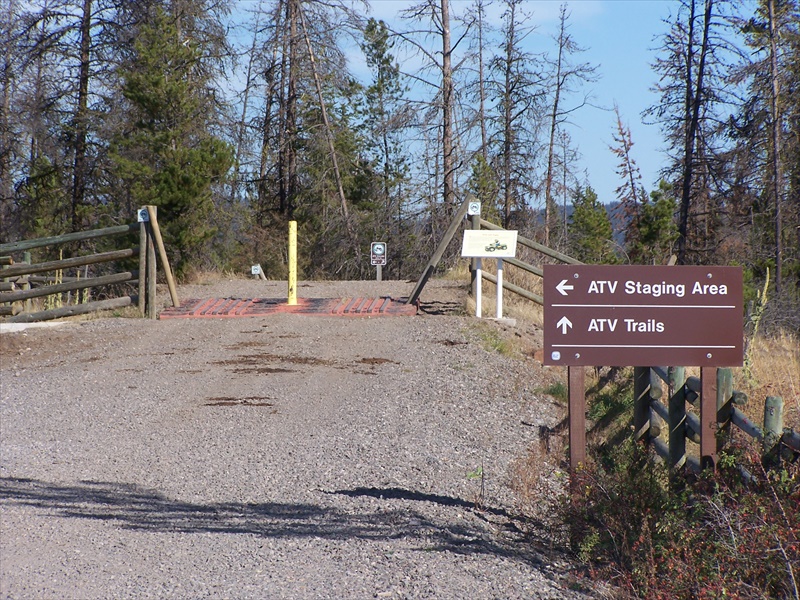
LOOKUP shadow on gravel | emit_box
[417,300,463,316]
[329,486,516,519]
[0,476,556,567]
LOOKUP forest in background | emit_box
[1,0,798,332]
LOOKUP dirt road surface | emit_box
[1,279,601,599]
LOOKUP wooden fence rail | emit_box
[0,206,177,322]
[472,217,582,306]
[405,195,581,305]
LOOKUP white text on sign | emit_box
[583,280,730,297]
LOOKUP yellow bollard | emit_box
[288,220,297,305]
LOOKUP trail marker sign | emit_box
[460,230,517,258]
[371,242,387,266]
[543,265,743,367]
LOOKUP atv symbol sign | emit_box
[460,230,517,258]
[371,242,387,266]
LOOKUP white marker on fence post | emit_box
[496,258,504,319]
[475,257,482,318]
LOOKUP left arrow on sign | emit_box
[557,316,573,334]
[556,279,574,296]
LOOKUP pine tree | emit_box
[631,181,680,265]
[647,0,738,265]
[611,105,648,261]
[110,8,233,276]
[360,18,410,278]
[569,186,619,264]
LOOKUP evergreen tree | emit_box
[630,181,680,265]
[568,186,618,264]
[736,0,800,297]
[647,0,738,265]
[18,156,70,253]
[110,8,233,276]
[467,154,500,223]
[360,18,410,278]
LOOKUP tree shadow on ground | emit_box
[417,300,464,315]
[0,476,568,571]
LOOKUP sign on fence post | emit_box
[544,264,744,475]
[543,265,743,367]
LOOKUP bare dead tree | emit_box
[543,4,597,246]
[767,0,783,293]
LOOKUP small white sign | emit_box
[467,201,481,216]
[251,264,262,275]
[137,208,150,223]
[371,242,387,266]
[461,230,518,258]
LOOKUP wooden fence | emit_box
[474,216,582,305]
[0,206,178,322]
[406,195,582,305]
[634,365,798,473]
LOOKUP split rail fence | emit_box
[634,365,798,472]
[403,195,797,477]
[406,194,583,306]
[0,206,178,322]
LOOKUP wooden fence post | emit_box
[139,210,146,316]
[633,367,651,443]
[700,367,718,469]
[146,219,157,320]
[763,396,784,454]
[470,212,480,298]
[145,205,179,308]
[716,368,734,452]
[669,366,687,468]
[649,369,664,438]
[23,252,32,313]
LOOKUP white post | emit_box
[376,264,382,282]
[475,258,482,318]
[496,258,504,319]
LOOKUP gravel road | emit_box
[1,278,603,599]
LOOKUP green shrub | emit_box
[561,438,799,599]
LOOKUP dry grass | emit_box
[178,268,249,286]
[742,330,800,430]
[458,257,545,326]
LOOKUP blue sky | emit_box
[554,0,676,203]
[360,0,679,206]
[230,0,679,206]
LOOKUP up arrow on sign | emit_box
[557,316,573,334]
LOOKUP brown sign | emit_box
[543,265,743,367]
